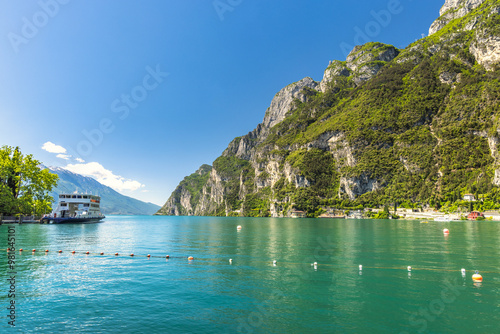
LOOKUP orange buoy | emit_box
[188,256,194,260]
[130,253,134,257]
[58,250,62,253]
[472,271,483,282]
[32,249,36,252]
[86,251,90,255]
[45,249,49,252]
[443,228,449,234]
[71,250,75,254]
[147,254,151,258]
[166,255,170,259]
[115,253,119,256]
[7,248,10,251]
[19,248,23,252]
[100,252,104,255]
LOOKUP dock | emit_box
[0,215,41,224]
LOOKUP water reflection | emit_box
[0,217,499,333]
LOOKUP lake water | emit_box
[1,216,499,333]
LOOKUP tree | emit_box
[0,146,58,215]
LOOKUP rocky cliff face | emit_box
[158,0,500,217]
[262,78,319,130]
[470,8,500,70]
[429,0,487,35]
[156,164,212,216]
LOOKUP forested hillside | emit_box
[157,0,500,217]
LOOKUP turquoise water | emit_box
[1,216,499,333]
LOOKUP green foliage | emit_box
[242,188,271,217]
[373,211,389,219]
[290,148,338,215]
[0,146,58,215]
[164,164,212,215]
[213,156,254,210]
[273,177,295,202]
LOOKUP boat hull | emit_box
[40,217,105,224]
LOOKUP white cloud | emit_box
[75,158,85,163]
[42,141,67,154]
[56,154,71,160]
[64,162,145,192]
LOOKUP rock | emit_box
[493,169,500,186]
[439,71,459,84]
[345,43,399,84]
[429,0,487,35]
[262,77,319,129]
[327,133,357,168]
[319,60,350,93]
[470,33,500,70]
[339,175,382,200]
[156,165,212,216]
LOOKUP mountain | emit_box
[47,167,160,215]
[156,164,212,215]
[157,0,500,217]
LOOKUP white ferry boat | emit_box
[40,193,105,224]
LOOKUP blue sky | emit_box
[0,0,442,206]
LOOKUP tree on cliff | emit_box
[0,146,58,215]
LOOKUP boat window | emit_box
[83,196,88,199]
[77,195,82,198]
[72,195,76,198]
[60,195,65,198]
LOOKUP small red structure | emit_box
[467,211,484,220]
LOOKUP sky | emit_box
[0,0,443,206]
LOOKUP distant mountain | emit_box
[46,166,160,215]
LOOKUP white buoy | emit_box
[229,259,233,264]
[461,268,466,277]
[237,225,242,230]
[359,265,363,271]
[407,266,412,272]
[272,260,277,266]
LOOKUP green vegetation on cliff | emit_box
[158,0,500,217]
[156,164,212,216]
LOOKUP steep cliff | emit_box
[155,165,212,216]
[158,0,500,217]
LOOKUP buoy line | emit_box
[4,248,184,259]
[3,248,499,281]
